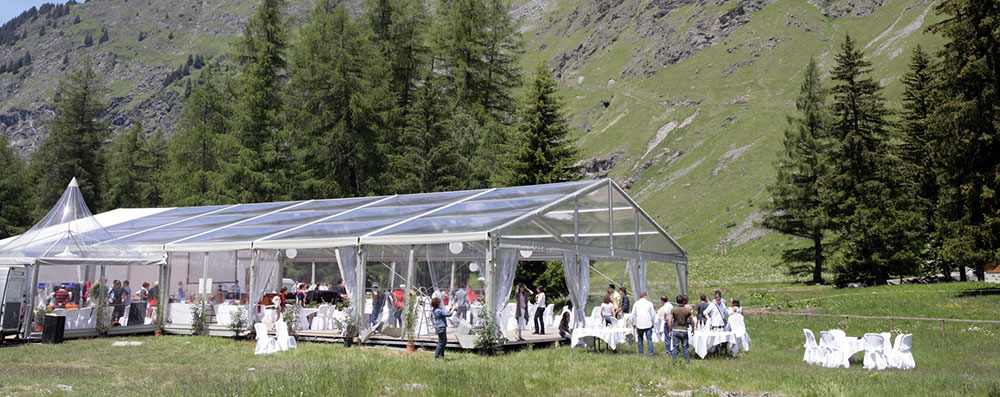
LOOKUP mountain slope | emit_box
[0,0,944,255]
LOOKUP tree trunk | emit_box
[959,264,967,281]
[875,266,888,286]
[812,233,824,284]
[975,264,985,281]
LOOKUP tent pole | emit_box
[311,261,315,285]
[484,237,495,330]
[23,263,39,338]
[355,246,367,329]
[402,245,416,339]
[159,254,170,331]
[248,250,257,322]
[449,261,456,296]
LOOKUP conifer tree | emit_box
[927,0,1000,281]
[140,128,168,206]
[30,59,109,215]
[0,133,32,238]
[288,0,395,198]
[898,46,944,277]
[494,64,579,187]
[387,71,461,193]
[164,66,228,206]
[365,0,428,113]
[104,122,148,209]
[821,35,921,286]
[220,0,292,203]
[762,59,832,284]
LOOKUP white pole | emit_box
[311,261,316,285]
[402,245,416,339]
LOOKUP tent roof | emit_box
[4,179,687,264]
[0,178,165,266]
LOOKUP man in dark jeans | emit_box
[669,295,692,363]
[618,287,630,319]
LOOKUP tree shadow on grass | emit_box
[955,287,1000,298]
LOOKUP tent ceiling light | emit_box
[448,242,463,254]
[285,248,297,258]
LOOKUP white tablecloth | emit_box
[169,303,193,325]
[837,335,865,359]
[571,327,633,350]
[215,304,243,326]
[691,330,737,358]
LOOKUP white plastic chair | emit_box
[254,323,277,355]
[728,313,750,354]
[77,307,93,329]
[499,303,515,331]
[543,304,554,328]
[275,320,297,351]
[863,333,889,370]
[52,308,66,317]
[588,307,603,329]
[64,308,79,330]
[311,305,330,331]
[819,331,848,368]
[889,334,915,369]
[803,329,822,365]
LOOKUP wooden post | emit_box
[890,317,894,332]
[941,319,946,337]
[845,316,849,331]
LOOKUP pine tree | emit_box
[83,32,93,47]
[30,59,110,215]
[104,122,147,209]
[761,59,832,284]
[387,71,461,193]
[898,46,944,277]
[365,0,428,114]
[821,35,921,286]
[164,66,229,206]
[140,128,168,206]
[0,133,32,238]
[220,0,292,203]
[99,27,108,43]
[494,64,579,187]
[288,0,396,198]
[927,0,1000,282]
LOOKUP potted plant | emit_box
[228,306,250,340]
[33,307,50,331]
[190,295,208,335]
[281,303,301,337]
[473,305,506,356]
[403,290,418,352]
[335,299,357,347]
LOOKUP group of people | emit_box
[599,284,632,326]
[629,289,742,363]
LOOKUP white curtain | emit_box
[562,254,591,327]
[335,247,358,304]
[251,250,280,308]
[626,259,648,297]
[490,249,517,325]
[676,263,688,296]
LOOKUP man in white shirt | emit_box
[656,295,674,353]
[631,292,657,357]
[704,289,729,330]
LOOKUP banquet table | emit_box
[215,304,243,326]
[691,330,738,359]
[836,334,866,361]
[571,327,633,350]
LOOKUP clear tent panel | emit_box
[611,188,638,250]
[101,205,231,239]
[165,251,250,327]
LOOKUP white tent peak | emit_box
[68,177,79,188]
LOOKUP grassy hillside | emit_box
[518,0,944,255]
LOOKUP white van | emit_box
[0,266,29,338]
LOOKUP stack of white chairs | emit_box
[728,313,750,354]
[819,331,849,368]
[499,303,515,331]
[275,320,297,351]
[254,323,277,355]
[64,308,80,331]
[802,329,822,365]
[862,333,889,370]
[52,308,66,317]
[543,304,554,329]
[888,334,915,369]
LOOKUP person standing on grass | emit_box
[610,285,622,315]
[704,290,728,330]
[669,295,693,363]
[533,286,546,334]
[632,292,657,357]
[619,287,631,319]
[657,295,674,354]
[695,294,709,328]
[431,297,453,360]
[515,283,532,341]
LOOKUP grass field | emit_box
[2,281,998,396]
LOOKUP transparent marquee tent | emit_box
[0,178,687,342]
